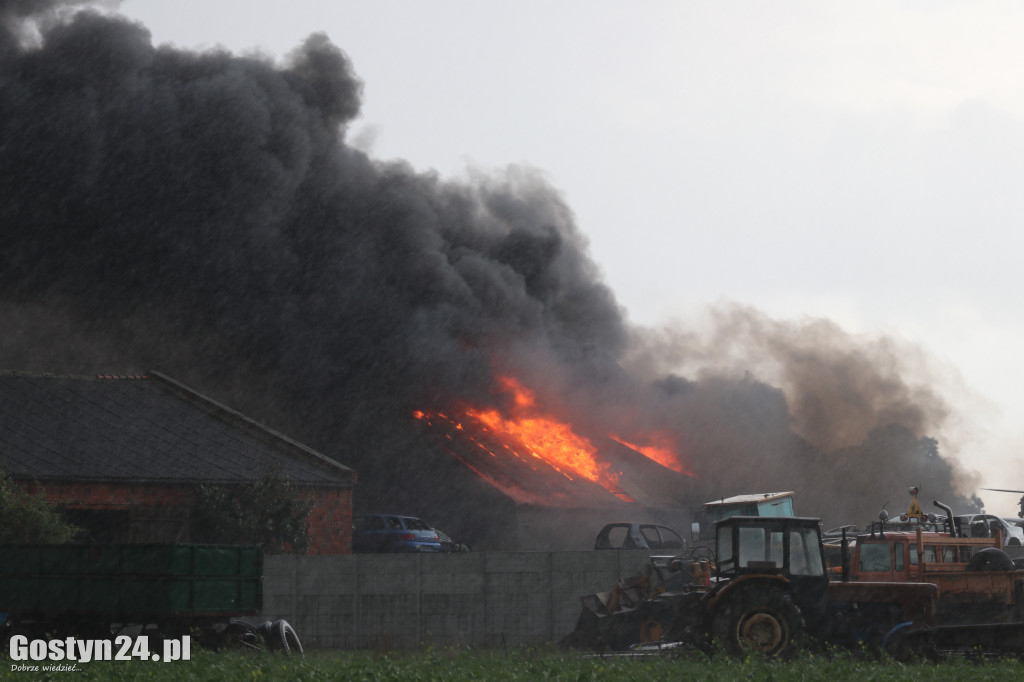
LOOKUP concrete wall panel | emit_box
[262,550,656,649]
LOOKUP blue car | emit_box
[353,514,443,553]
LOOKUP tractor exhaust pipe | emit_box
[841,528,850,582]
[934,500,957,537]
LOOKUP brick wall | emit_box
[18,480,352,554]
[25,480,191,507]
[305,487,353,554]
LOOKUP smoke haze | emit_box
[0,3,982,537]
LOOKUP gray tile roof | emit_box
[0,371,353,486]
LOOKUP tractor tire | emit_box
[221,620,264,651]
[966,547,1015,572]
[882,621,938,663]
[634,600,674,646]
[265,619,303,655]
[711,585,805,658]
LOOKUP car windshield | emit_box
[402,517,431,531]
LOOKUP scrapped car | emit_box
[353,514,444,553]
[954,513,1024,546]
[593,522,686,551]
[435,528,471,552]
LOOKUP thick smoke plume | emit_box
[0,4,981,539]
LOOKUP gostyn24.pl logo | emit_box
[9,635,190,666]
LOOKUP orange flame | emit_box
[464,376,619,488]
[414,375,694,500]
[610,433,692,475]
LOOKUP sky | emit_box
[112,0,1024,516]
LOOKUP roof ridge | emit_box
[148,371,355,479]
[0,370,151,381]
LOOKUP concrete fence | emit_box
[261,550,654,650]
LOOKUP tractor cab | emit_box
[714,516,827,580]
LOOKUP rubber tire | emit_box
[966,547,1015,572]
[265,619,303,655]
[223,620,263,651]
[883,622,937,663]
[711,585,805,658]
[634,600,674,645]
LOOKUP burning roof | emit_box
[412,373,696,510]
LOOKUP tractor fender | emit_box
[708,574,790,611]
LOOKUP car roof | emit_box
[355,513,425,522]
[357,513,421,518]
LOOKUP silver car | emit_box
[954,514,1024,546]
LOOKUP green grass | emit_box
[2,647,1022,681]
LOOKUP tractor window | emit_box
[718,526,733,567]
[858,542,892,572]
[894,543,905,571]
[941,546,956,562]
[738,527,767,568]
[788,528,825,576]
[769,531,784,567]
[909,544,918,565]
[922,545,937,563]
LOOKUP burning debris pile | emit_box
[0,2,982,548]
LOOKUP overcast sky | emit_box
[115,0,1024,516]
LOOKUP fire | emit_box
[610,434,692,475]
[465,377,619,488]
[414,374,693,502]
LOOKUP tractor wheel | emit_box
[882,621,938,663]
[711,585,805,658]
[966,547,1015,572]
[265,619,303,655]
[638,618,664,643]
[221,620,264,651]
[634,600,674,646]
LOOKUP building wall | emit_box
[23,481,192,543]
[304,487,353,555]
[19,480,353,554]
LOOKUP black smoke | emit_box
[0,4,981,537]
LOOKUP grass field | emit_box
[3,647,1022,681]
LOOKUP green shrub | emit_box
[190,469,313,553]
[0,470,80,543]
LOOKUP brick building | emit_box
[0,371,355,553]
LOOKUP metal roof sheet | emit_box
[704,492,794,506]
